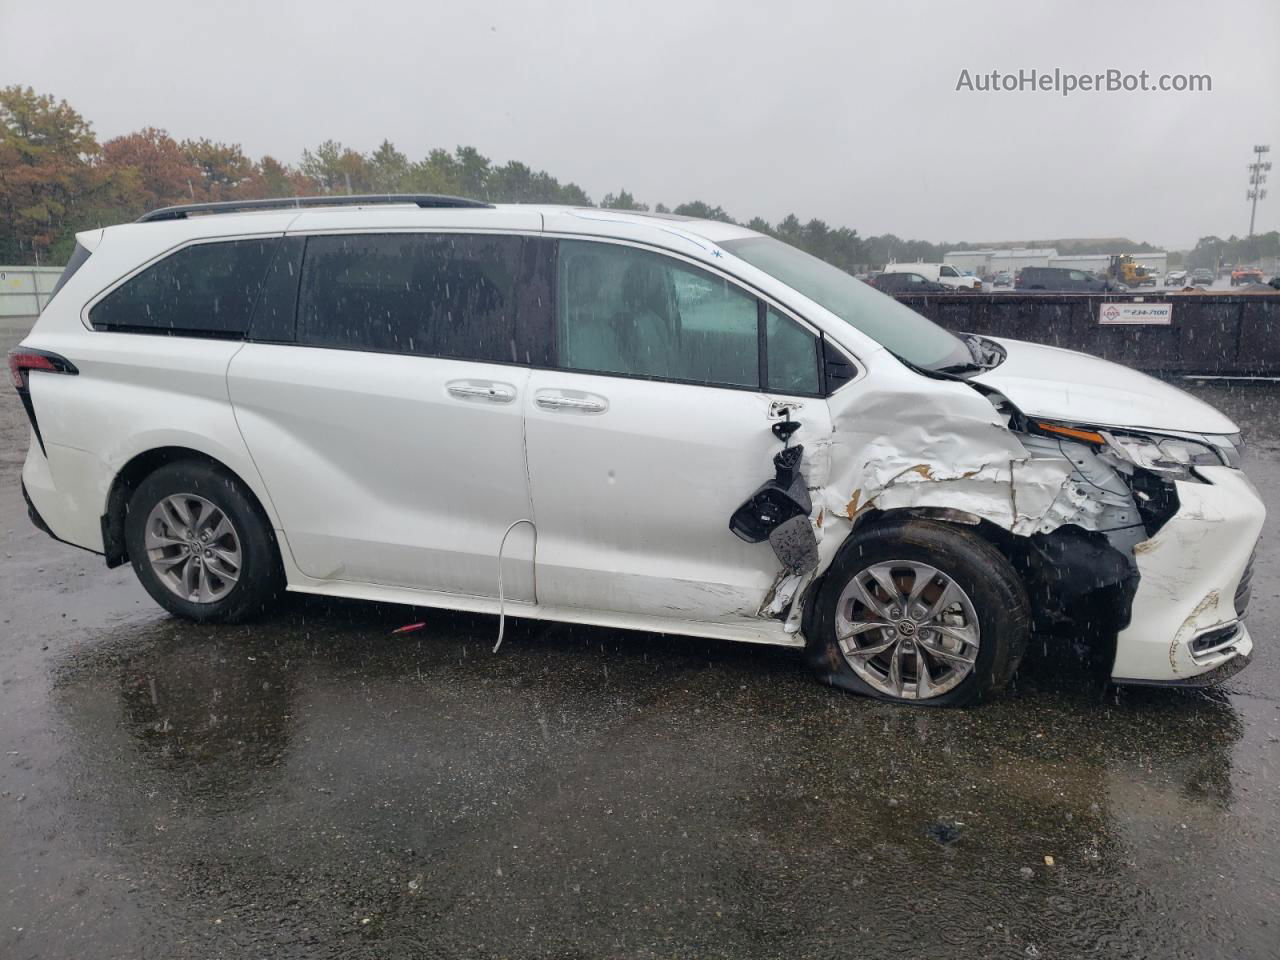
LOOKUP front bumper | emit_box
[1111,466,1265,685]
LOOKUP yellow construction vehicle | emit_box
[1107,254,1157,288]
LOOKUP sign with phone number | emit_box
[1098,302,1172,325]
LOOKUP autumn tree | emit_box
[2,86,977,272]
[0,85,123,262]
[181,138,254,199]
[101,127,200,214]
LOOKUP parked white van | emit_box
[11,196,1262,705]
[881,261,982,291]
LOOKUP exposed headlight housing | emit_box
[1101,432,1226,481]
[1033,421,1241,482]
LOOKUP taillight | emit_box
[8,349,78,391]
[8,348,77,457]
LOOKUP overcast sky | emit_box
[3,0,1277,249]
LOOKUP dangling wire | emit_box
[494,518,536,653]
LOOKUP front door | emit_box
[524,238,832,624]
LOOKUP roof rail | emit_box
[135,194,492,223]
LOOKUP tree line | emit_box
[2,85,1239,272]
[1181,232,1280,270]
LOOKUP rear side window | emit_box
[298,233,523,362]
[89,238,277,337]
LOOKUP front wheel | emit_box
[808,518,1030,707]
[124,460,284,623]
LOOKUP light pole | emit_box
[1248,144,1270,238]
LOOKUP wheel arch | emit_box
[102,446,277,568]
[802,506,1132,648]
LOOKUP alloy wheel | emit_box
[143,493,242,603]
[834,560,981,700]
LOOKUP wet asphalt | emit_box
[1,317,1278,960]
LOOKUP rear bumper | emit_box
[21,476,103,557]
[21,438,108,553]
[20,478,56,538]
[1111,466,1264,684]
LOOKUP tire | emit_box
[124,460,284,623]
[807,517,1030,707]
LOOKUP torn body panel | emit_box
[1112,467,1263,683]
[814,367,1126,548]
[735,366,1143,624]
[744,358,1261,686]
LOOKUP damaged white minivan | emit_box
[11,196,1264,706]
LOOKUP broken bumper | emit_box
[1111,466,1264,685]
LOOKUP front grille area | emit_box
[1235,549,1257,618]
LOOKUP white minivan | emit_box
[11,196,1262,706]
[881,261,982,291]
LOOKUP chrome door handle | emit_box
[535,394,607,413]
[447,383,515,403]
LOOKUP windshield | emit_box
[721,236,971,371]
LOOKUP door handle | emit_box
[535,393,607,414]
[768,399,804,418]
[447,382,515,403]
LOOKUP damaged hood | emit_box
[973,337,1238,436]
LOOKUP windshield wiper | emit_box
[935,360,983,375]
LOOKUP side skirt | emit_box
[283,579,805,649]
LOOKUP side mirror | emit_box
[729,446,810,544]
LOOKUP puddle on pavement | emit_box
[39,597,1273,958]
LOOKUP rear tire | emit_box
[808,518,1030,707]
[124,460,283,623]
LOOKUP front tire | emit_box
[124,460,284,623]
[808,518,1030,707]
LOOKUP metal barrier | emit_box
[0,266,63,317]
[894,291,1280,376]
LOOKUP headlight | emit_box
[1103,432,1235,480]
[1033,421,1240,481]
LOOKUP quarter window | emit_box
[298,233,524,362]
[557,240,758,388]
[765,307,820,395]
[89,238,278,337]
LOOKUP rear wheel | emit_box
[124,460,283,623]
[808,518,1030,707]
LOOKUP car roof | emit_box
[92,201,760,255]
